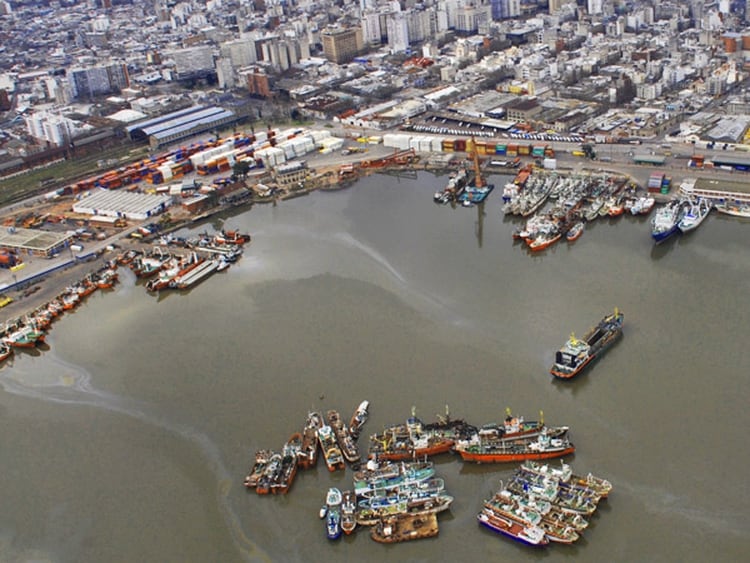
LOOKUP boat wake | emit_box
[0,357,269,563]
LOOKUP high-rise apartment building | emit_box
[321,27,362,64]
[68,63,129,99]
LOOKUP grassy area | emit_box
[0,144,150,207]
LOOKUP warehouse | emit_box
[72,190,171,221]
[126,105,239,148]
[0,227,74,258]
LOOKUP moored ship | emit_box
[349,400,369,440]
[243,449,273,489]
[317,424,345,471]
[326,409,360,464]
[368,407,476,461]
[455,429,575,464]
[371,512,439,544]
[298,411,323,469]
[651,200,683,243]
[677,197,712,233]
[550,308,624,379]
[477,509,549,547]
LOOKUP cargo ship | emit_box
[550,308,624,379]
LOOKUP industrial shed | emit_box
[0,227,74,258]
[125,105,238,148]
[72,190,171,221]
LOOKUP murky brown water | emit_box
[1,171,748,562]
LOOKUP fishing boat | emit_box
[434,167,468,204]
[146,253,203,292]
[326,409,360,464]
[471,409,556,443]
[341,490,357,535]
[317,424,345,471]
[520,460,612,498]
[514,468,602,506]
[367,407,475,461]
[566,221,584,242]
[455,429,575,463]
[131,250,171,278]
[214,229,250,245]
[355,462,436,498]
[550,308,623,379]
[298,411,322,469]
[255,452,283,495]
[651,200,683,243]
[95,268,119,289]
[371,513,439,544]
[505,474,599,516]
[629,195,655,215]
[271,433,302,494]
[356,493,453,526]
[3,325,46,348]
[527,230,562,252]
[349,400,369,440]
[0,342,13,363]
[325,487,343,540]
[714,201,750,217]
[477,508,549,547]
[243,450,273,489]
[677,197,712,233]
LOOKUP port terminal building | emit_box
[679,177,750,203]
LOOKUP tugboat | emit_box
[550,308,624,379]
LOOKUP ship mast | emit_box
[470,137,485,188]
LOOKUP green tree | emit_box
[232,160,251,180]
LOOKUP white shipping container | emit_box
[158,163,173,181]
[255,130,268,143]
[543,158,557,170]
[309,130,331,145]
[431,138,445,152]
[320,137,344,151]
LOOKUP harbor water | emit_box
[1,171,748,562]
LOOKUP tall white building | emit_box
[387,12,410,54]
[220,38,257,68]
[587,0,603,15]
[25,112,82,146]
[361,11,383,45]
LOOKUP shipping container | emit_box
[495,144,507,155]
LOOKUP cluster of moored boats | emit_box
[321,458,452,542]
[119,229,248,292]
[651,196,713,243]
[433,149,495,207]
[244,401,370,495]
[478,460,611,546]
[244,402,612,547]
[508,170,655,251]
[0,261,120,363]
[0,229,249,367]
